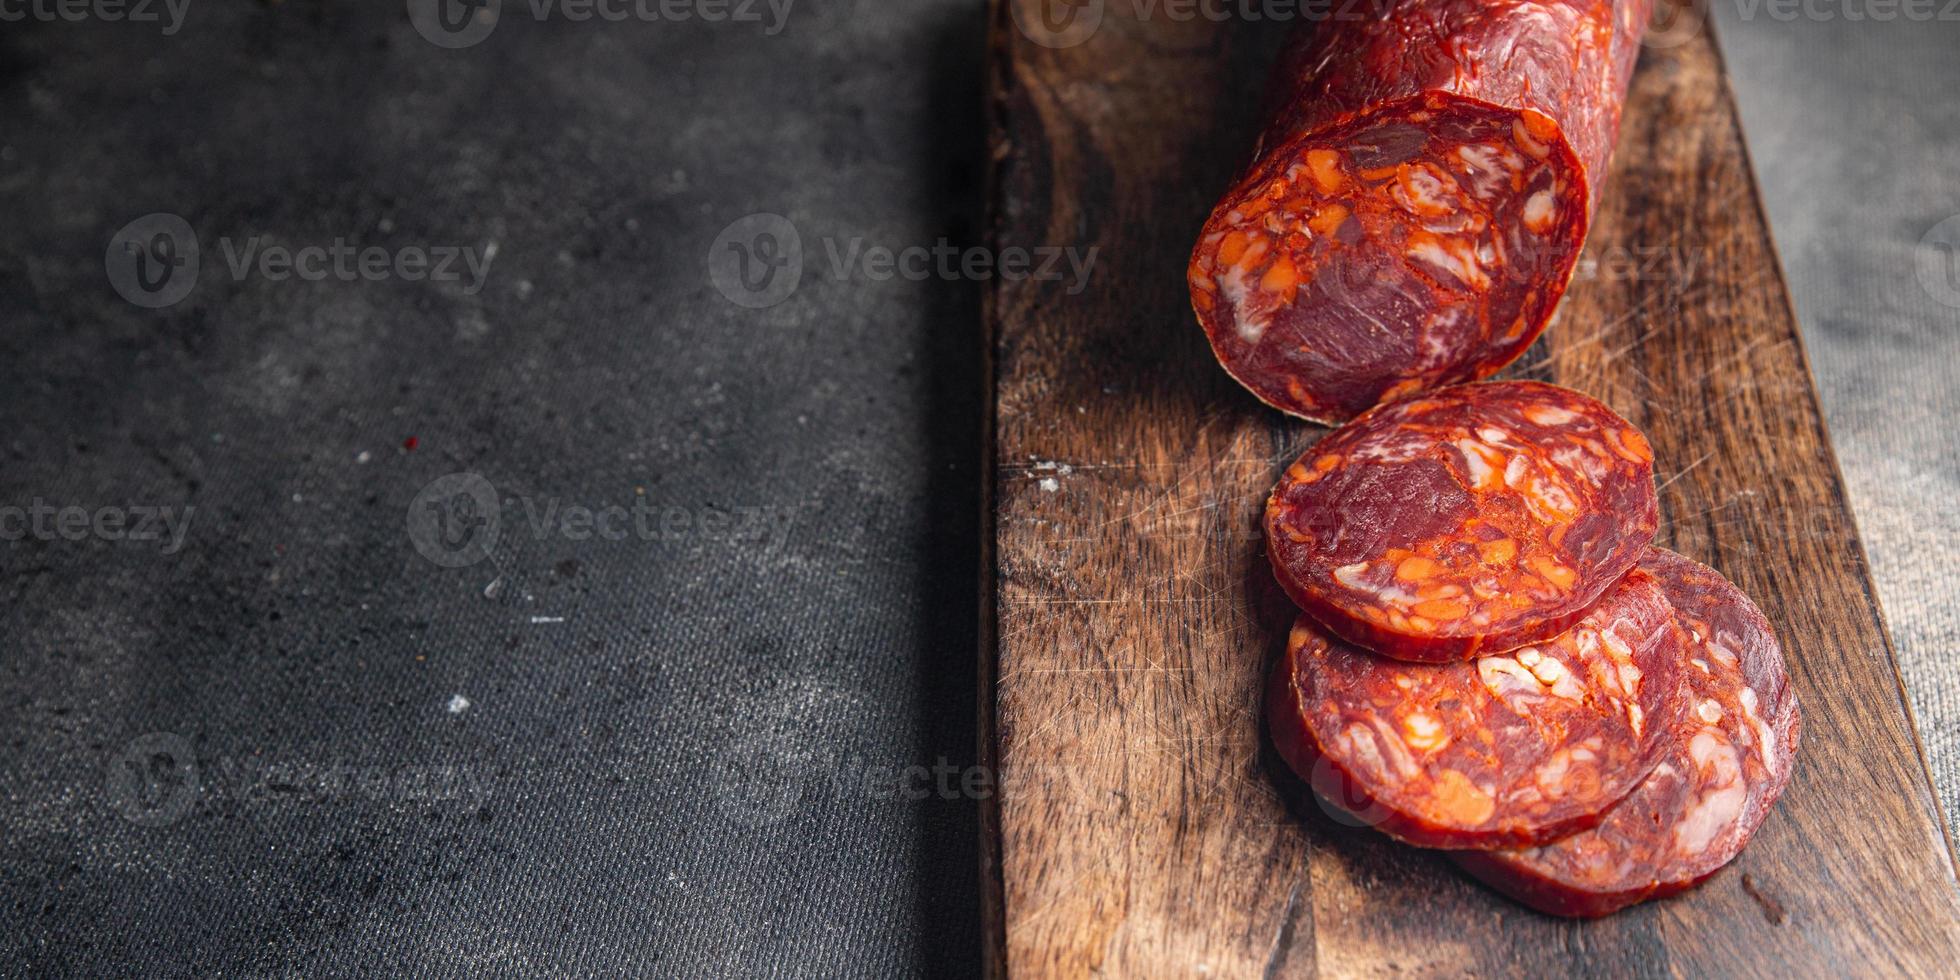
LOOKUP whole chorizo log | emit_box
[1188,0,1652,422]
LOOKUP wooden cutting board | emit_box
[980,0,1960,975]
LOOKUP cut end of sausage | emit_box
[1190,93,1590,423]
[1267,570,1689,850]
[1266,380,1659,662]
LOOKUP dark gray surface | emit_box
[0,2,987,976]
[1715,8,1960,826]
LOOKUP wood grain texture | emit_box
[982,0,1960,975]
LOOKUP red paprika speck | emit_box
[402,436,419,451]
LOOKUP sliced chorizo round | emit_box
[1267,568,1689,850]
[1265,380,1658,663]
[1451,548,1801,916]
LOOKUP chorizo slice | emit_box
[1188,0,1651,423]
[1267,569,1688,849]
[1452,548,1801,917]
[1266,380,1657,662]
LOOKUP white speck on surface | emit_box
[1038,478,1058,493]
[455,308,491,342]
[447,694,471,714]
[483,576,505,600]
[530,616,565,624]
[355,450,371,464]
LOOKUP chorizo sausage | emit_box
[1188,0,1652,422]
[1266,380,1658,662]
[1266,568,1688,849]
[1451,548,1801,916]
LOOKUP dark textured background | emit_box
[0,3,1953,977]
[0,2,987,976]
